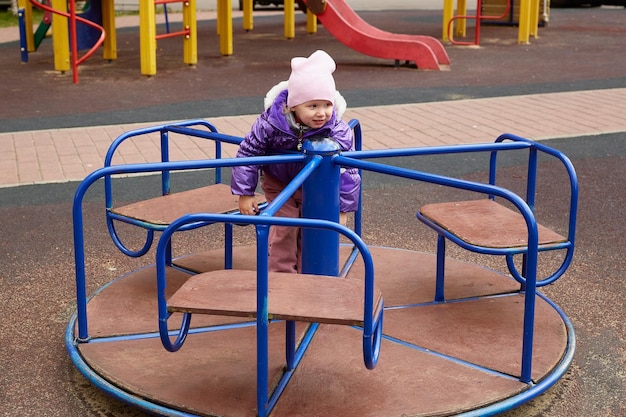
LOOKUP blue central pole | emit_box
[301,137,342,276]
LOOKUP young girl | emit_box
[231,50,361,273]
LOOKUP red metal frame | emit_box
[154,0,191,40]
[29,0,105,83]
[447,0,512,46]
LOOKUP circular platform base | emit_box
[67,246,574,417]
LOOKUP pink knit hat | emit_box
[287,50,337,108]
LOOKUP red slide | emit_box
[311,0,450,70]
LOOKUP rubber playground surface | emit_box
[0,4,625,417]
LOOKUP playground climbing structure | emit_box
[17,0,197,83]
[19,0,106,83]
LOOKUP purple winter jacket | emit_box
[231,88,361,212]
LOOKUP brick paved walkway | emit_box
[1,88,624,187]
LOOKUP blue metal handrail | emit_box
[153,142,382,417]
[335,137,578,383]
[492,133,579,286]
[342,137,578,286]
[342,152,547,380]
[154,213,382,417]
[104,120,225,256]
[73,153,306,339]
[102,119,367,257]
[348,119,363,238]
[72,126,576,407]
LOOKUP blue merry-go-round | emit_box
[67,118,578,417]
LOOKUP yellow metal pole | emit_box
[243,0,253,31]
[51,0,70,72]
[284,0,295,39]
[529,0,539,38]
[139,0,157,75]
[442,0,454,42]
[218,0,233,55]
[518,0,531,44]
[101,0,117,60]
[306,7,317,34]
[18,0,35,52]
[183,0,198,65]
[456,0,466,38]
[216,0,220,34]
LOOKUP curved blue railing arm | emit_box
[335,156,540,246]
[106,219,154,258]
[337,154,541,285]
[347,119,362,152]
[335,153,544,383]
[101,153,306,254]
[154,212,382,368]
[103,120,239,210]
[489,134,579,285]
[73,154,309,340]
[495,133,579,245]
[262,156,322,217]
[164,124,245,146]
[343,140,530,160]
[339,136,578,286]
[103,121,221,254]
[347,119,364,238]
[103,120,220,167]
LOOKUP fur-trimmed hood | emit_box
[232,80,360,212]
[263,80,348,119]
